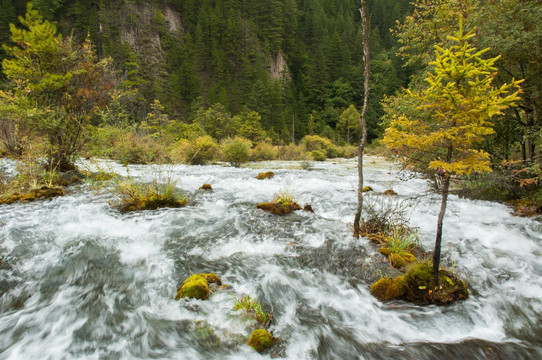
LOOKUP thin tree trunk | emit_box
[354,0,370,238]
[432,174,450,286]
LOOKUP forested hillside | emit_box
[0,0,411,143]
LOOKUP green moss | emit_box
[176,274,210,300]
[202,273,222,286]
[175,273,224,301]
[389,253,407,268]
[199,183,213,191]
[370,277,393,301]
[362,186,373,192]
[0,187,65,205]
[370,263,469,305]
[247,329,272,353]
[256,171,275,180]
[385,275,408,299]
[257,193,302,215]
[379,247,391,256]
[194,321,221,350]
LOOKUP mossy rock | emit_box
[202,273,222,287]
[175,273,223,301]
[176,274,210,300]
[379,247,391,256]
[0,186,65,205]
[194,320,221,350]
[388,252,417,269]
[362,186,373,192]
[370,263,469,305]
[199,183,213,191]
[119,196,188,212]
[383,189,398,196]
[257,201,302,215]
[256,171,275,180]
[247,329,273,353]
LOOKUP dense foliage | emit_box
[0,0,412,144]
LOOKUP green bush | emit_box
[277,143,304,160]
[220,136,252,167]
[301,135,333,152]
[85,126,167,164]
[172,135,218,165]
[251,141,277,161]
[301,135,342,158]
[311,149,326,161]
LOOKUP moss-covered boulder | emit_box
[175,273,223,301]
[388,252,417,269]
[362,186,373,192]
[0,186,65,205]
[256,171,275,180]
[247,328,273,353]
[370,263,469,305]
[199,183,213,191]
[257,201,302,215]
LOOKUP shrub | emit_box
[360,196,412,236]
[301,135,333,152]
[220,136,252,167]
[311,149,326,161]
[252,141,277,161]
[171,135,218,165]
[301,135,343,158]
[114,133,167,164]
[277,143,304,160]
[85,126,168,164]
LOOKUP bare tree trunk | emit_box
[354,0,370,238]
[432,175,450,285]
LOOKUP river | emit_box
[0,157,541,359]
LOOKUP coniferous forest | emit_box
[1,0,541,203]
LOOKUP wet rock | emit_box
[370,263,469,305]
[175,273,223,300]
[388,252,416,269]
[257,201,302,215]
[383,189,398,196]
[303,204,314,213]
[57,170,83,186]
[199,183,213,191]
[256,171,275,180]
[0,186,65,205]
[247,328,273,353]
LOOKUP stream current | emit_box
[0,158,541,359]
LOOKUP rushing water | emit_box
[0,158,541,360]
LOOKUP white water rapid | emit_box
[0,157,541,359]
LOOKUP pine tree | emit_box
[2,4,115,169]
[383,18,522,284]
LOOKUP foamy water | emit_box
[0,157,541,359]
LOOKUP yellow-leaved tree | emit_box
[383,18,523,285]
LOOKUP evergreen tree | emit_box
[384,20,522,284]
